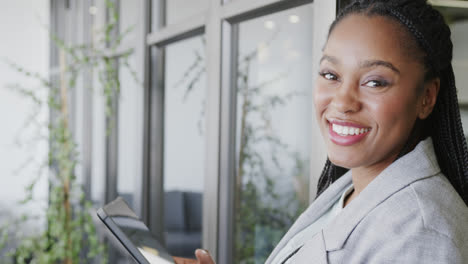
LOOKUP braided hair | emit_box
[316,0,468,205]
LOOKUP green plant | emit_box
[0,1,138,263]
[233,39,309,264]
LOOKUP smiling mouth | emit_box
[331,123,370,136]
[327,120,372,146]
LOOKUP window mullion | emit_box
[203,0,224,262]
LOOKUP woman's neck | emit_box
[344,131,424,207]
[344,163,391,207]
[350,167,381,195]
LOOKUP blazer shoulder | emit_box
[409,174,468,246]
[344,176,468,263]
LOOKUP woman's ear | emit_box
[418,78,440,120]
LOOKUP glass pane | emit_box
[163,36,206,258]
[90,0,106,208]
[166,0,209,26]
[113,2,142,262]
[151,0,209,28]
[234,4,313,263]
[433,5,468,140]
[119,0,139,48]
[117,0,140,212]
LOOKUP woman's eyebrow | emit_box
[360,60,400,74]
[319,56,401,75]
[320,55,339,65]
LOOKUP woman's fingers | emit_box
[172,249,215,264]
[173,256,198,264]
[195,249,215,264]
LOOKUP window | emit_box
[163,36,206,257]
[117,0,143,213]
[233,5,313,263]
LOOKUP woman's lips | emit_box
[328,120,371,146]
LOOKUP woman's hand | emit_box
[173,249,215,264]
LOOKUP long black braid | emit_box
[316,0,468,205]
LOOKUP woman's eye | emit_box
[364,80,388,88]
[319,72,338,81]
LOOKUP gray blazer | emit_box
[266,138,468,263]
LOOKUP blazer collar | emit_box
[322,137,441,251]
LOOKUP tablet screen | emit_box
[111,216,173,264]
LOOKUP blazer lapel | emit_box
[287,230,328,264]
[266,171,352,263]
[322,138,441,251]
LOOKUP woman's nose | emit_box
[331,81,361,114]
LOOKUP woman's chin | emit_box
[327,154,357,169]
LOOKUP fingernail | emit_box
[196,249,209,255]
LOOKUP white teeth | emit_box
[343,126,349,135]
[332,123,370,136]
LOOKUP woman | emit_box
[175,0,468,263]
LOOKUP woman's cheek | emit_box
[369,93,412,123]
[314,84,333,113]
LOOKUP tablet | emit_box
[97,197,175,264]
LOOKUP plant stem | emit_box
[236,60,251,209]
[59,49,73,264]
[235,59,251,262]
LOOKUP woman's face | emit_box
[314,14,429,173]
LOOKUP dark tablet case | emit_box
[97,197,174,264]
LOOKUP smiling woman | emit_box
[266,0,468,263]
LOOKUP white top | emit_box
[271,184,354,264]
